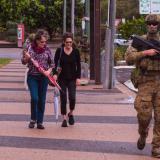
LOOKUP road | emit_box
[0,48,56,59]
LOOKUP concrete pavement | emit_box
[0,59,156,160]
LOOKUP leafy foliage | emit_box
[114,46,128,63]
[0,26,6,33]
[0,0,84,39]
[116,0,139,19]
[100,0,108,24]
[5,21,17,42]
[118,17,146,39]
[101,0,140,24]
[64,0,83,34]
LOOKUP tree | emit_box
[64,0,83,34]
[118,17,146,39]
[22,0,63,38]
[100,0,108,24]
[0,0,29,25]
[100,0,140,24]
[116,0,139,19]
[0,0,84,39]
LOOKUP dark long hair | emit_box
[62,32,77,48]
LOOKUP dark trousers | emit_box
[27,74,48,124]
[59,79,76,115]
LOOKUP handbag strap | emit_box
[57,47,63,67]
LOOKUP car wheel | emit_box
[114,43,120,47]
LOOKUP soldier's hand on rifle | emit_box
[143,49,158,56]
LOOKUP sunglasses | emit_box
[65,41,72,44]
[146,22,159,26]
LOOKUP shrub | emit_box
[114,46,128,64]
[6,21,17,29]
[5,21,17,42]
[118,17,146,39]
[0,26,6,33]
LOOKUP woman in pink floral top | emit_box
[22,29,54,129]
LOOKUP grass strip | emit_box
[0,58,12,68]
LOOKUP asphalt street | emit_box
[0,48,56,59]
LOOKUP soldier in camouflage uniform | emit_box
[125,14,160,158]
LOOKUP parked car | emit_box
[114,34,129,46]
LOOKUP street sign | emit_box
[151,0,160,14]
[139,0,150,14]
[139,0,160,14]
[17,24,24,48]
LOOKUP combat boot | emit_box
[152,147,160,158]
[137,135,147,150]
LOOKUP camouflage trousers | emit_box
[135,79,160,149]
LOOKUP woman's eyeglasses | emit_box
[65,41,72,44]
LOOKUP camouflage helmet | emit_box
[145,14,160,23]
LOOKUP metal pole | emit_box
[90,0,95,80]
[109,0,116,88]
[85,0,90,38]
[103,0,116,89]
[103,28,111,88]
[94,0,101,84]
[107,0,110,25]
[63,0,67,34]
[71,0,75,36]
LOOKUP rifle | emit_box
[131,35,160,59]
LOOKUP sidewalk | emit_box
[0,60,155,160]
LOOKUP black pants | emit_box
[59,79,76,115]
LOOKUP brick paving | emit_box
[0,60,156,160]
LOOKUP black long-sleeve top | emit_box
[54,47,81,80]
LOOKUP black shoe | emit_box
[68,113,75,125]
[28,121,36,128]
[61,120,68,127]
[37,123,45,129]
[137,136,146,150]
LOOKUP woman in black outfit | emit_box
[53,32,81,127]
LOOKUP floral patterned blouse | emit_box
[27,45,54,75]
